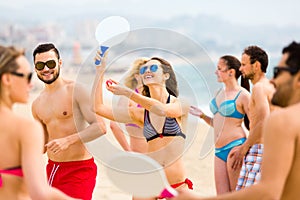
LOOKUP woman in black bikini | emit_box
[93,51,193,199]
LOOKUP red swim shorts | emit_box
[47,158,97,200]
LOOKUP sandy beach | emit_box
[14,70,216,200]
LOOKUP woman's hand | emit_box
[94,49,107,69]
[165,188,201,200]
[106,79,132,97]
[189,106,205,118]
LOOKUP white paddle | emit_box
[94,16,130,65]
[106,152,178,198]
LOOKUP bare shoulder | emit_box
[240,87,251,99]
[14,115,43,139]
[285,103,300,128]
[63,79,76,90]
[254,78,274,93]
[267,104,299,134]
[72,81,90,94]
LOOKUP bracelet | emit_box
[200,113,205,119]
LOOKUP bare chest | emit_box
[35,92,74,124]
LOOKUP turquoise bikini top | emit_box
[209,90,244,119]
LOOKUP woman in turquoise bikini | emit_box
[190,55,250,194]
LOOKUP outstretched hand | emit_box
[189,106,204,117]
[105,79,132,97]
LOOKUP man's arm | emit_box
[31,101,49,153]
[242,84,270,150]
[231,84,270,169]
[169,108,295,200]
[70,83,107,144]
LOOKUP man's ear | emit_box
[254,60,261,72]
[58,58,62,67]
[164,73,170,80]
[294,72,300,88]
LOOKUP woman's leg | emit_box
[214,156,230,194]
[227,146,243,191]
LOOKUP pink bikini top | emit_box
[125,88,142,128]
[0,166,23,187]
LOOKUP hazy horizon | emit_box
[1,0,300,27]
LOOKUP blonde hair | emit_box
[124,57,149,89]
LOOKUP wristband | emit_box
[200,113,205,118]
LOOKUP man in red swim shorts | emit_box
[32,43,106,200]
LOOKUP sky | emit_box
[1,0,300,27]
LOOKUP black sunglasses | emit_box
[273,66,299,79]
[10,71,33,83]
[35,60,57,70]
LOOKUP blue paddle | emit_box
[94,16,130,65]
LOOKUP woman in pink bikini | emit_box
[110,58,149,153]
[0,46,75,199]
[92,51,193,199]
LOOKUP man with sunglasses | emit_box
[229,46,277,190]
[31,43,106,200]
[167,41,300,200]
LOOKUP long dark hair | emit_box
[221,55,250,130]
[142,57,179,98]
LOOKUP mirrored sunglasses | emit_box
[35,60,57,70]
[139,64,159,75]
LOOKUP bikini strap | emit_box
[214,88,223,98]
[234,90,243,100]
[166,94,171,103]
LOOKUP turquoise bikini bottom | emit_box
[215,137,246,162]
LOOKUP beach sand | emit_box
[14,71,216,200]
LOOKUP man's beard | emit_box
[37,70,60,85]
[243,72,255,80]
[271,80,293,107]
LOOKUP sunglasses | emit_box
[35,60,57,70]
[10,71,33,83]
[139,64,159,75]
[273,66,299,79]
